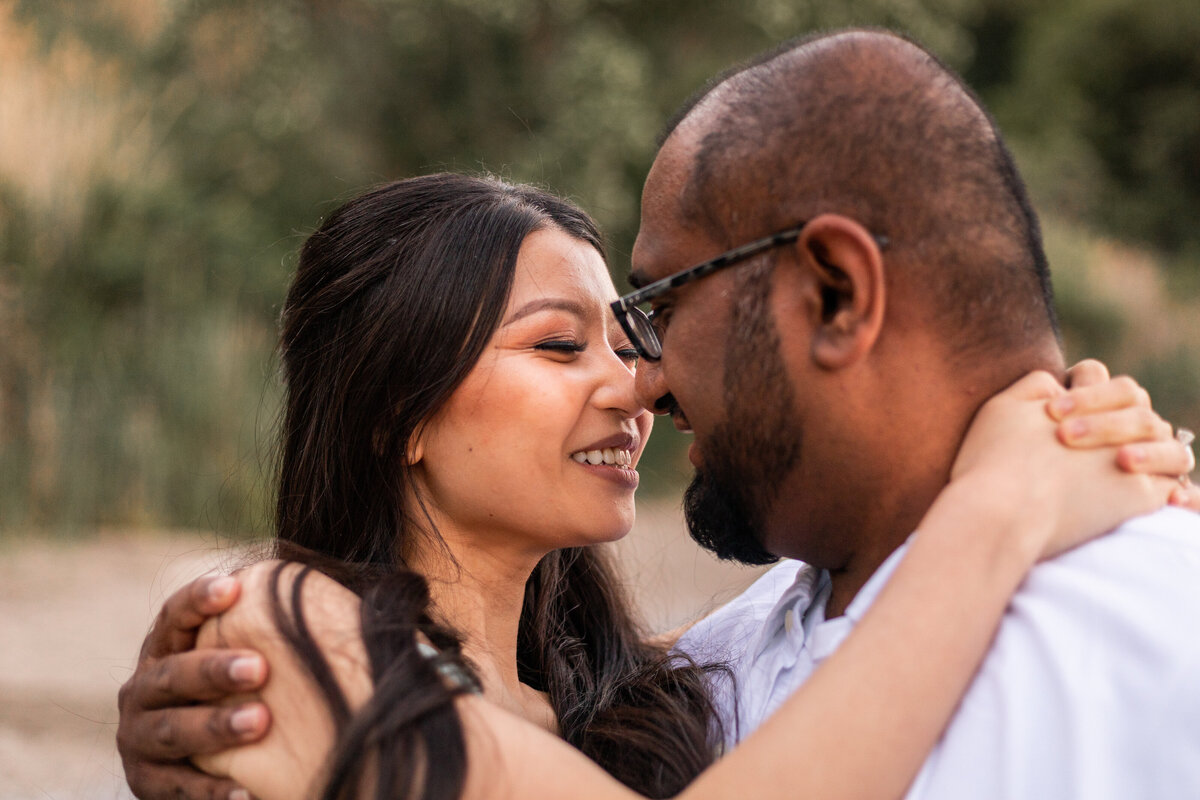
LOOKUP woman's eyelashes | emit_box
[533,338,586,355]
[532,337,638,367]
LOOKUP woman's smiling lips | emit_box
[569,432,641,489]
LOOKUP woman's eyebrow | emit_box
[501,297,591,326]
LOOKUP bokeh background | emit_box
[1,0,1198,797]
[4,0,1200,534]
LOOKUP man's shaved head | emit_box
[666,30,1058,361]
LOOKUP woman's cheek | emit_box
[637,411,654,449]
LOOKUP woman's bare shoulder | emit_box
[192,560,371,797]
[196,559,364,669]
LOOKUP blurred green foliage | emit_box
[1,0,1197,534]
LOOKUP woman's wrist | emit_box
[916,472,1046,590]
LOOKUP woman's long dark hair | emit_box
[270,174,724,800]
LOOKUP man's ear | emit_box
[793,213,886,370]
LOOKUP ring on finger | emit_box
[1177,427,1195,484]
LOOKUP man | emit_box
[619,29,1200,798]
[118,29,1200,800]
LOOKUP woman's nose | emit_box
[592,351,646,418]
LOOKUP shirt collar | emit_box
[749,561,823,660]
[751,535,916,662]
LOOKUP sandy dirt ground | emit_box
[0,502,766,799]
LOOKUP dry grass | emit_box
[0,529,230,799]
[0,1,163,244]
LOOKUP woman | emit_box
[119,174,1197,800]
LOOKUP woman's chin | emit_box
[551,514,636,549]
[589,508,637,545]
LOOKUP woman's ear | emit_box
[794,213,887,370]
[405,430,425,466]
[374,422,424,464]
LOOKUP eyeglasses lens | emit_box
[630,307,662,360]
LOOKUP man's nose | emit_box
[634,357,674,416]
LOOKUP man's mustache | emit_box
[653,390,679,415]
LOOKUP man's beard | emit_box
[684,459,779,565]
[684,264,800,566]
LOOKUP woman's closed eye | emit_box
[533,338,586,356]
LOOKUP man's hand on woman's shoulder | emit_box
[116,573,269,800]
[192,560,371,800]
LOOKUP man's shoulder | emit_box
[1021,506,1200,602]
[1075,504,1199,551]
[909,507,1200,799]
[998,506,1200,661]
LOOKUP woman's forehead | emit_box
[508,228,617,308]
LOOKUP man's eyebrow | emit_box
[502,297,589,326]
[626,270,650,290]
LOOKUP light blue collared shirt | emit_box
[677,507,1200,799]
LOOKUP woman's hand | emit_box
[950,367,1193,563]
[1169,478,1200,511]
[1053,360,1198,510]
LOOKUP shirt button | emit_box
[784,609,796,634]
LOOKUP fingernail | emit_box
[229,789,252,800]
[230,705,264,734]
[229,656,264,685]
[1049,396,1075,419]
[207,576,236,602]
[1066,418,1089,439]
[1124,445,1146,464]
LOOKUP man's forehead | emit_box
[631,131,715,284]
[642,132,696,217]
[630,205,707,287]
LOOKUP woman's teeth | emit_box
[570,448,633,467]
